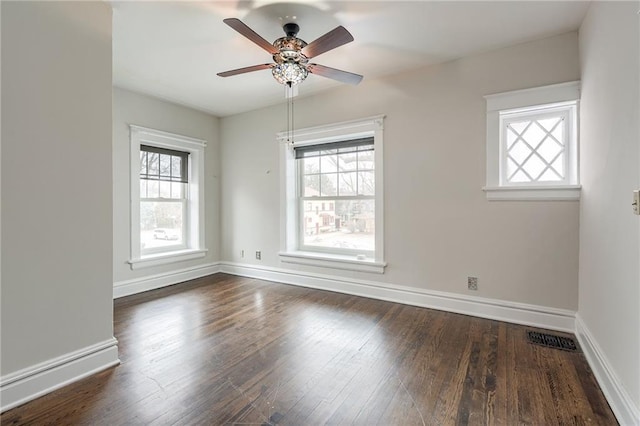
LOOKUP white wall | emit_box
[112,88,220,286]
[578,1,640,422]
[1,1,115,374]
[221,32,581,310]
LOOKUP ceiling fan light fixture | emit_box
[219,18,362,86]
[272,61,308,85]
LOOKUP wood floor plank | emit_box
[1,274,618,425]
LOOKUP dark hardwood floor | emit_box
[2,274,617,425]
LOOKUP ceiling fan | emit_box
[217,18,363,87]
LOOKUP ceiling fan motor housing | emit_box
[283,22,300,37]
[273,23,308,65]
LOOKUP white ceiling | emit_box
[112,1,590,117]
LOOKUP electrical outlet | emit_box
[633,190,639,215]
[468,277,478,291]
[241,250,244,258]
[256,251,261,260]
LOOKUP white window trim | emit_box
[128,125,207,269]
[483,81,581,201]
[278,115,386,274]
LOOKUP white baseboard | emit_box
[113,262,221,298]
[0,338,119,413]
[219,262,576,332]
[575,315,640,426]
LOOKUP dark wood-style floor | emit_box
[2,274,617,425]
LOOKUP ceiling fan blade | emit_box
[217,63,273,77]
[223,18,278,55]
[308,64,363,85]
[301,26,354,59]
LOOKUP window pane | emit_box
[537,117,561,132]
[537,138,563,164]
[523,154,546,180]
[522,122,546,149]
[509,170,530,183]
[159,154,171,178]
[302,199,374,252]
[159,181,171,198]
[140,180,148,198]
[321,174,337,196]
[140,152,148,175]
[508,142,532,165]
[506,128,519,149]
[303,157,319,174]
[338,172,357,196]
[509,120,529,135]
[358,172,375,196]
[551,156,564,177]
[171,156,182,179]
[148,153,159,176]
[147,180,159,198]
[506,158,519,179]
[357,151,374,170]
[539,168,561,182]
[303,174,320,196]
[320,154,337,173]
[171,182,183,199]
[551,123,564,144]
[140,201,184,250]
[338,152,357,171]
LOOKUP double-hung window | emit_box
[279,116,386,273]
[484,81,580,200]
[139,145,188,253]
[128,126,207,269]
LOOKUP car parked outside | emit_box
[153,228,179,240]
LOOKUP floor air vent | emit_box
[527,331,578,352]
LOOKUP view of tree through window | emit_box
[139,146,188,252]
[297,140,375,254]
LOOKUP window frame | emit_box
[128,125,207,270]
[484,81,581,201]
[279,115,386,274]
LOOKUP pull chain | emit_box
[286,82,294,145]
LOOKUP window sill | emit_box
[483,185,581,201]
[279,251,386,274]
[128,248,208,270]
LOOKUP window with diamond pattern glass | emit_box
[500,108,571,185]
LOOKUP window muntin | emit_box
[296,138,375,257]
[500,102,576,186]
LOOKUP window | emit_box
[484,81,580,200]
[279,116,386,274]
[128,126,207,269]
[297,138,375,257]
[139,145,188,253]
